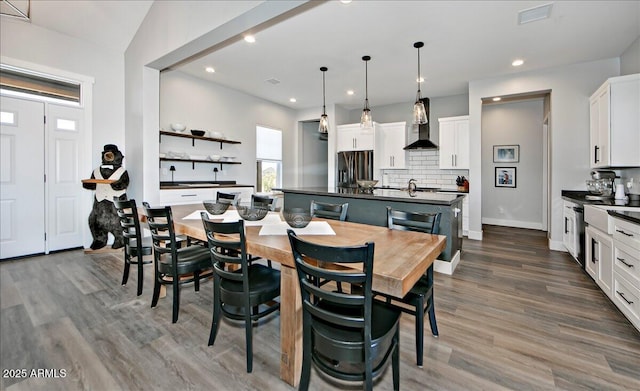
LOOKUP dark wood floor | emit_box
[1,225,639,390]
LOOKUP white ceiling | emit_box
[12,0,640,110]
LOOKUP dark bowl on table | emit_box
[236,204,269,221]
[283,208,312,228]
[191,129,206,137]
[202,200,230,215]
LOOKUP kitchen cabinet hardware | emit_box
[616,290,634,305]
[617,257,633,268]
[616,229,634,237]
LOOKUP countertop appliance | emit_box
[586,170,616,200]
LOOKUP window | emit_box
[256,126,282,192]
[0,65,81,105]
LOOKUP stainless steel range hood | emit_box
[404,98,438,150]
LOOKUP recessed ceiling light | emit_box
[205,67,215,73]
[346,90,355,95]
[244,35,256,43]
[492,97,502,102]
[340,0,352,4]
[289,98,297,103]
[512,59,524,67]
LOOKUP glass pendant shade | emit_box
[360,56,373,128]
[412,42,428,125]
[318,66,329,134]
[413,96,428,124]
[318,113,329,133]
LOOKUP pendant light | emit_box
[412,42,428,125]
[360,55,373,128]
[318,66,329,134]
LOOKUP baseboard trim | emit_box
[481,218,544,231]
[467,229,483,241]
[549,239,566,252]
[434,250,461,275]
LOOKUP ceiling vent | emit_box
[265,78,281,85]
[518,3,553,25]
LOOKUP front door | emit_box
[1,96,45,259]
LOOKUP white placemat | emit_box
[182,209,235,220]
[259,221,335,236]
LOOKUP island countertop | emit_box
[276,186,465,206]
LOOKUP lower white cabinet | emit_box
[611,217,640,330]
[563,201,578,259]
[585,225,614,298]
[159,186,254,205]
[462,195,469,236]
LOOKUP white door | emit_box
[0,96,45,259]
[46,104,85,252]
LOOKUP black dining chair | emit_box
[288,230,400,391]
[201,213,281,373]
[376,206,442,367]
[113,198,152,296]
[251,194,277,211]
[216,191,240,205]
[310,200,349,221]
[143,202,212,323]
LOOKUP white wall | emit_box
[481,99,544,229]
[620,36,640,76]
[300,121,328,187]
[1,18,124,166]
[468,58,620,246]
[159,70,296,186]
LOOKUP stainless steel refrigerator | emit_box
[336,150,374,188]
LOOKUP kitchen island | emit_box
[278,187,464,274]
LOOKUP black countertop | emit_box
[561,190,640,208]
[608,210,640,225]
[277,187,465,206]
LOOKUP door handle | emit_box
[616,290,634,305]
[591,238,599,262]
[616,229,634,237]
[617,257,633,268]
[594,146,600,163]
[564,217,568,234]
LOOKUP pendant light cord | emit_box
[322,69,327,113]
[417,45,421,97]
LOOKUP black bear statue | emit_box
[82,144,130,250]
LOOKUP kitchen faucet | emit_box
[408,178,417,192]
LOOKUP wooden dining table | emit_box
[168,204,446,387]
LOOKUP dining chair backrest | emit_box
[386,207,441,235]
[142,202,180,260]
[216,191,240,206]
[201,213,249,278]
[113,198,143,248]
[310,200,349,221]
[288,230,399,390]
[251,194,277,211]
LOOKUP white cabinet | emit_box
[589,74,640,168]
[585,224,614,298]
[159,186,254,205]
[462,195,469,236]
[612,217,640,331]
[562,201,578,260]
[438,116,469,169]
[376,122,407,169]
[336,123,375,152]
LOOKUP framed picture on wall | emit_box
[493,145,520,163]
[495,167,516,188]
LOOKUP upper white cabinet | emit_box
[376,122,407,169]
[438,115,469,169]
[589,74,640,168]
[336,123,375,152]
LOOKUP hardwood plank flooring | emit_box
[1,225,639,390]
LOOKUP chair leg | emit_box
[121,252,130,286]
[136,254,144,296]
[151,270,161,308]
[245,308,253,373]
[172,278,180,323]
[299,313,312,391]
[393,327,400,391]
[208,284,222,346]
[415,297,425,367]
[428,299,439,337]
[194,271,200,292]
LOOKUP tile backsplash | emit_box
[381,150,469,189]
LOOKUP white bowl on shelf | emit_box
[171,123,186,132]
[209,155,221,161]
[210,131,225,139]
